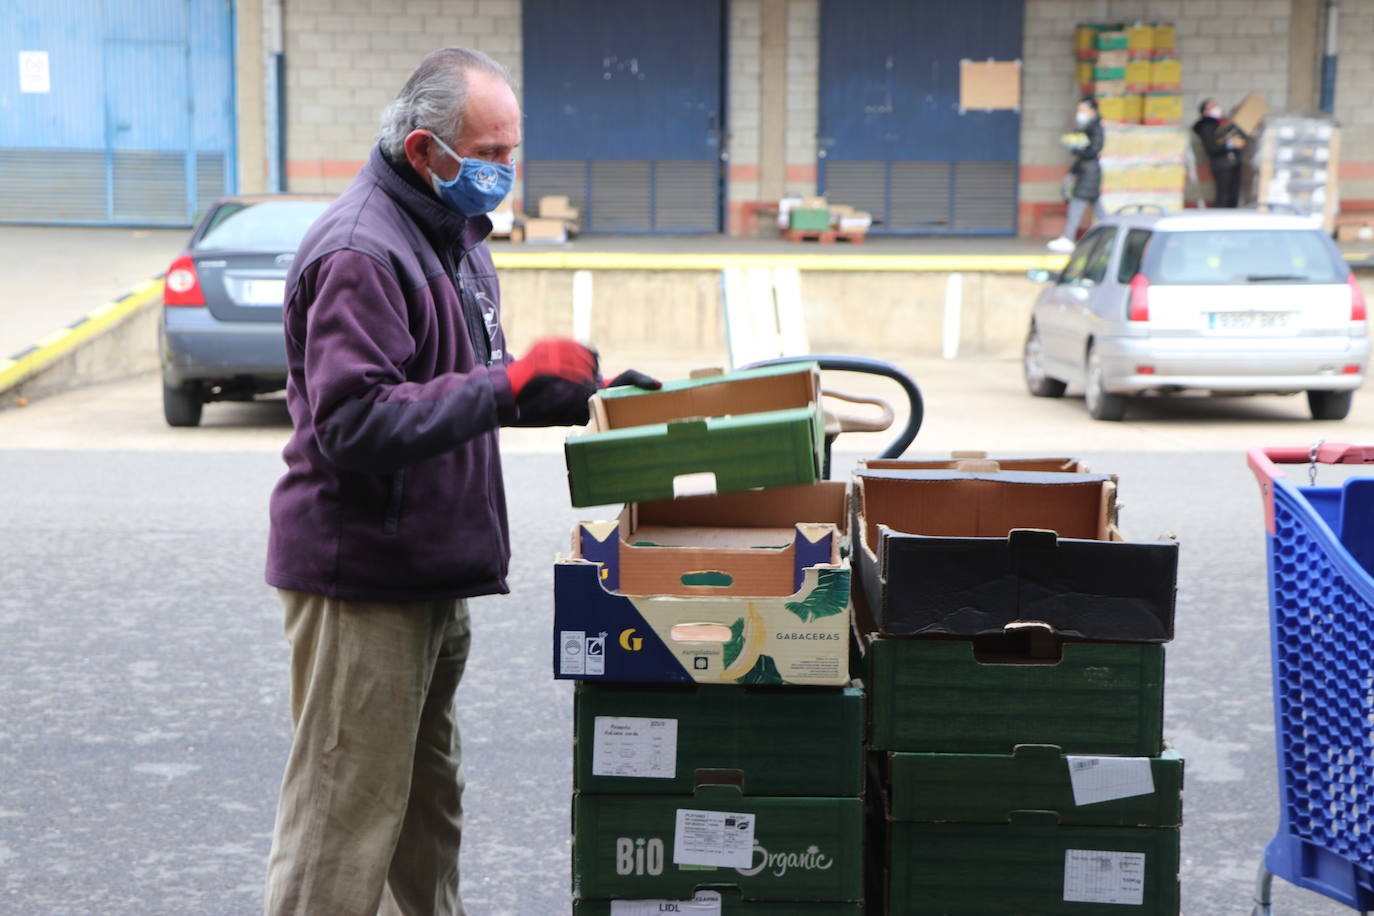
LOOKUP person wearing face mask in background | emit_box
[1047,98,1106,253]
[261,47,658,916]
[1193,97,1246,208]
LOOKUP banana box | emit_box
[554,496,850,685]
[574,896,862,915]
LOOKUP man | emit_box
[262,48,654,915]
[1046,97,1105,253]
[1193,97,1245,208]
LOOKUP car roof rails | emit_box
[1113,204,1168,215]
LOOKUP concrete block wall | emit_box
[1335,4,1374,207]
[1020,0,1291,235]
[727,0,763,234]
[783,0,820,198]
[282,0,524,198]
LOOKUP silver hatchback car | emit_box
[1023,210,1369,420]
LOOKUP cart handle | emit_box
[1247,444,1374,533]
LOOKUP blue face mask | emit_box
[427,133,515,217]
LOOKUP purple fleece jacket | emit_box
[265,146,522,602]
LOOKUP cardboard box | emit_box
[1126,22,1155,57]
[522,216,567,243]
[574,682,865,796]
[1122,94,1145,122]
[1152,23,1176,55]
[865,637,1165,755]
[883,746,1184,827]
[1230,91,1269,136]
[572,787,864,902]
[1124,60,1152,92]
[799,196,827,209]
[565,363,826,507]
[1338,222,1374,242]
[554,513,850,686]
[885,822,1179,914]
[574,898,862,915]
[1096,30,1128,51]
[1143,94,1182,124]
[616,480,850,546]
[1093,63,1125,82]
[850,470,1178,642]
[838,212,871,232]
[789,208,830,232]
[858,454,1092,474]
[1074,26,1098,60]
[1095,95,1125,122]
[539,194,580,220]
[1149,58,1181,92]
[1075,61,1095,88]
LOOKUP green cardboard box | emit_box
[867,637,1165,756]
[574,894,862,914]
[574,683,865,796]
[572,787,864,902]
[884,745,1184,827]
[789,208,832,231]
[886,822,1180,914]
[565,363,825,507]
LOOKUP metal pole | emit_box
[1320,0,1339,114]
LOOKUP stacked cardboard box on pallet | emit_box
[1100,124,1189,214]
[850,457,1185,914]
[1077,22,1178,127]
[557,363,867,914]
[1245,115,1341,233]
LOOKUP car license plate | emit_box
[1206,311,1293,331]
[240,279,286,306]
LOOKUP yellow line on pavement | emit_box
[490,251,1068,272]
[0,278,164,395]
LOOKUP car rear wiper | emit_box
[1246,274,1309,282]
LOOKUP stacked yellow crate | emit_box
[1078,22,1178,125]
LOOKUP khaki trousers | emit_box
[264,589,471,916]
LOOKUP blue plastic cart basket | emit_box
[1249,444,1374,915]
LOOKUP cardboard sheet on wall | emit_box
[960,59,1021,111]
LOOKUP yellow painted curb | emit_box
[490,251,1069,272]
[0,277,164,394]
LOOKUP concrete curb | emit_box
[0,277,164,401]
[490,251,1071,272]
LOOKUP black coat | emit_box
[1193,115,1240,167]
[1070,118,1104,201]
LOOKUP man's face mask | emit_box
[427,133,515,217]
[1075,110,1093,127]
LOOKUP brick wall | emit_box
[1020,0,1292,235]
[283,0,523,197]
[1335,3,1374,208]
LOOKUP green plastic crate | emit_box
[566,363,825,507]
[573,787,864,902]
[885,746,1183,827]
[575,683,865,796]
[789,208,831,231]
[867,638,1165,756]
[886,822,1179,914]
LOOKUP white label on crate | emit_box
[1066,756,1155,806]
[560,630,586,675]
[673,809,756,869]
[592,716,678,779]
[611,890,722,915]
[1063,850,1147,906]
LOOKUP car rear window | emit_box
[195,201,331,251]
[1144,229,1346,285]
[1116,228,1151,283]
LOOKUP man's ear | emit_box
[402,130,434,177]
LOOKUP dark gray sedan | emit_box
[159,195,332,426]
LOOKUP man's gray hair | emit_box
[379,48,514,158]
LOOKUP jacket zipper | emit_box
[442,246,492,367]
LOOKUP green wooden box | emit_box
[574,683,865,797]
[573,786,864,902]
[886,822,1179,914]
[574,895,863,914]
[789,208,832,231]
[884,745,1184,827]
[565,363,825,507]
[866,638,1165,756]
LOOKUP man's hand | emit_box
[602,369,662,390]
[506,338,598,396]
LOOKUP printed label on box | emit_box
[673,809,756,869]
[611,890,722,915]
[585,633,607,676]
[1063,850,1146,905]
[1066,756,1156,806]
[592,716,678,779]
[560,630,586,675]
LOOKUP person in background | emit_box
[1047,97,1106,253]
[1193,97,1245,208]
[261,47,656,916]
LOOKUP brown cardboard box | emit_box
[538,194,579,219]
[1338,222,1374,242]
[1230,92,1269,136]
[522,217,567,243]
[800,195,828,209]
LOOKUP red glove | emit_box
[506,338,598,397]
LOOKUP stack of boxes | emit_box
[850,456,1185,914]
[556,363,867,914]
[1076,23,1179,126]
[1099,125,1189,214]
[1246,116,1342,232]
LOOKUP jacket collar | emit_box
[368,145,492,254]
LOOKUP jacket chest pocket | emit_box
[384,467,408,534]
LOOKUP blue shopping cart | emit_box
[1249,443,1374,915]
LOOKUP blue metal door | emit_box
[522,0,724,233]
[818,0,1023,235]
[0,0,234,225]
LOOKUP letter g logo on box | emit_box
[618,628,644,651]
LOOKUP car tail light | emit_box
[164,255,204,306]
[1344,365,1361,375]
[1350,273,1367,322]
[1128,274,1150,322]
[1137,366,1156,375]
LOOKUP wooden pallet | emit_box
[782,228,867,244]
